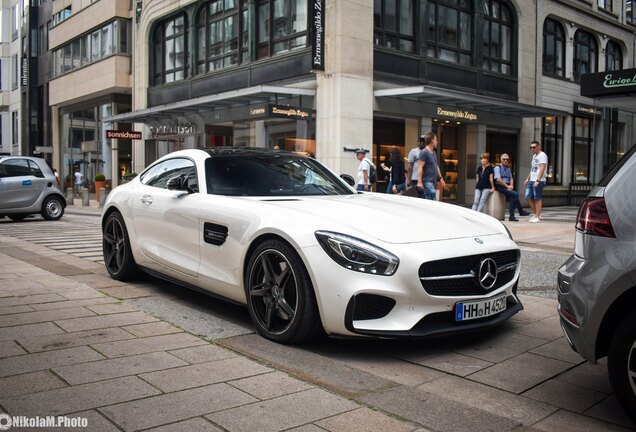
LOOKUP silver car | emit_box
[558,145,636,422]
[0,156,66,221]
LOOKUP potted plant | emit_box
[94,173,107,201]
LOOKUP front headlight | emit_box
[315,231,399,276]
[502,222,514,240]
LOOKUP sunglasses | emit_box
[530,146,537,149]
[501,158,509,161]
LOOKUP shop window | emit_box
[374,0,415,52]
[543,18,565,77]
[482,0,514,75]
[572,116,592,184]
[196,0,240,74]
[541,116,563,185]
[597,0,612,12]
[256,0,308,59]
[425,0,473,66]
[605,40,622,71]
[573,30,597,82]
[152,14,188,85]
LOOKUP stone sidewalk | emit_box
[1,215,636,431]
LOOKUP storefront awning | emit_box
[106,85,316,123]
[374,85,569,118]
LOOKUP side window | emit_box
[140,162,163,185]
[147,158,198,191]
[0,159,31,177]
[28,160,45,178]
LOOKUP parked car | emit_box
[558,144,636,422]
[102,148,522,343]
[0,156,66,222]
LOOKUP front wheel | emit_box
[608,310,636,423]
[245,239,321,344]
[103,211,141,281]
[41,196,64,221]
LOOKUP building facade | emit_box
[48,0,133,189]
[79,1,636,204]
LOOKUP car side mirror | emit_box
[340,174,355,187]
[166,174,192,193]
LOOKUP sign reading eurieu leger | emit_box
[311,0,325,71]
[580,67,636,98]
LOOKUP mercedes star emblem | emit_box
[478,258,498,290]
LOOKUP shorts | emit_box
[525,181,546,200]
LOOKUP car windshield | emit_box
[205,153,354,196]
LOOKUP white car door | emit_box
[131,158,201,278]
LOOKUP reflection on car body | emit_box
[101,147,522,344]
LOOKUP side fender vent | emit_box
[203,223,229,246]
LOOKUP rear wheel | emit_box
[608,309,636,423]
[8,214,27,222]
[103,211,141,281]
[41,196,64,221]
[245,239,320,344]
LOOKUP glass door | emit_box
[439,126,460,201]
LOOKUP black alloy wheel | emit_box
[245,239,320,344]
[608,309,636,423]
[41,196,64,221]
[103,212,141,281]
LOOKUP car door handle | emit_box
[141,195,153,205]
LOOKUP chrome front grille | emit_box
[418,249,520,296]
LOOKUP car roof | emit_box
[0,155,47,162]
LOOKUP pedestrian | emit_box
[472,152,495,212]
[73,168,83,196]
[524,141,548,223]
[381,150,393,193]
[53,168,60,185]
[494,153,530,221]
[354,148,371,192]
[388,148,407,194]
[417,132,445,200]
[406,135,426,198]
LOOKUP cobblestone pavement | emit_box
[0,211,634,432]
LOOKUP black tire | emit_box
[245,239,321,344]
[103,211,142,281]
[41,196,64,221]
[608,309,636,423]
[9,214,27,222]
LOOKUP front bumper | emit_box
[300,233,522,337]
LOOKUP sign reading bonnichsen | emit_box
[311,0,325,71]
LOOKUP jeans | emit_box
[387,182,406,194]
[472,188,492,212]
[495,185,522,217]
[422,181,437,200]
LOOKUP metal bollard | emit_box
[82,188,90,206]
[99,188,106,207]
[66,188,74,205]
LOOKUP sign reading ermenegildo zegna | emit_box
[311,0,325,71]
[436,107,478,121]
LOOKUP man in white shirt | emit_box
[73,168,83,196]
[523,141,548,223]
[355,148,371,191]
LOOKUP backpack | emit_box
[366,159,377,184]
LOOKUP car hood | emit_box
[258,193,504,244]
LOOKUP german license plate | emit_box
[455,293,507,321]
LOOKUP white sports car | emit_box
[102,148,523,343]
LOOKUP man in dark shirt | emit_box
[417,132,445,200]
